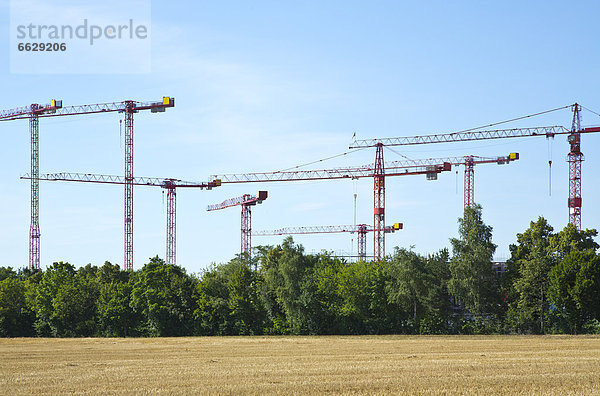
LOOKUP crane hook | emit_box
[548,160,552,197]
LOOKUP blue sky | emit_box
[1,1,599,273]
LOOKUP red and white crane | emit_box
[22,172,219,266]
[1,100,62,270]
[1,97,174,270]
[253,223,403,261]
[207,192,269,258]
[350,103,600,230]
[384,153,519,209]
[211,161,451,261]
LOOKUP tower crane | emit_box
[1,97,174,270]
[253,223,403,261]
[211,161,451,261]
[207,192,269,259]
[1,100,62,270]
[349,103,600,230]
[21,172,219,267]
[384,153,519,209]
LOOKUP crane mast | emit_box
[374,143,385,260]
[207,192,268,260]
[1,100,62,270]
[568,104,583,229]
[124,102,135,271]
[165,183,177,266]
[29,106,40,270]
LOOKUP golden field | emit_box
[1,335,599,395]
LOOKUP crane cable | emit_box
[455,104,572,133]
[581,105,600,118]
[275,104,583,174]
[548,139,553,197]
[276,146,368,172]
[384,146,413,160]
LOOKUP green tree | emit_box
[448,205,499,319]
[364,260,405,334]
[550,224,598,259]
[0,277,35,336]
[97,283,137,336]
[387,249,427,325]
[505,217,554,333]
[194,264,231,335]
[309,255,344,334]
[333,259,375,334]
[30,262,75,336]
[228,259,264,335]
[419,250,453,334]
[0,267,17,282]
[97,261,130,284]
[387,248,452,334]
[28,262,100,337]
[545,225,600,334]
[260,238,317,334]
[194,256,268,336]
[130,256,197,336]
[96,261,136,336]
[548,249,600,333]
[51,272,99,336]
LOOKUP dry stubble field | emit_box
[1,335,599,395]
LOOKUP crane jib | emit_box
[348,126,580,148]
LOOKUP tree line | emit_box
[1,205,599,337]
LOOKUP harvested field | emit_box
[1,335,599,395]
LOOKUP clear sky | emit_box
[1,1,599,273]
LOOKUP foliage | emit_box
[387,248,452,334]
[504,217,554,333]
[130,256,197,336]
[97,262,137,337]
[30,261,78,336]
[0,277,35,336]
[448,205,499,320]
[548,249,600,334]
[260,237,317,334]
[194,256,266,335]
[504,220,600,334]
[0,213,598,337]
